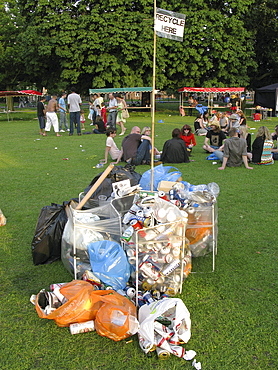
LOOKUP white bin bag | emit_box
[138,298,191,354]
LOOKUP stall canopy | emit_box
[255,83,278,117]
[89,87,152,94]
[178,87,245,93]
[0,90,42,97]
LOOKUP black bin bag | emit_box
[32,202,68,265]
[84,164,142,200]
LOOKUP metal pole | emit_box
[150,0,157,191]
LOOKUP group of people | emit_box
[202,117,276,169]
[101,125,195,166]
[37,91,128,137]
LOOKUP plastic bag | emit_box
[95,291,138,341]
[32,202,68,265]
[84,165,141,200]
[0,208,6,226]
[139,164,182,191]
[35,280,113,327]
[88,240,130,290]
[138,298,191,355]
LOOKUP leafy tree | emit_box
[0,0,25,90]
[245,0,278,88]
[17,0,258,93]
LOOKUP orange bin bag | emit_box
[186,221,211,245]
[35,280,114,327]
[95,291,137,341]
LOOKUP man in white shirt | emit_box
[67,88,82,136]
[107,93,118,129]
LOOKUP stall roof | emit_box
[89,87,152,94]
[178,87,245,93]
[0,90,42,97]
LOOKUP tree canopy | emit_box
[0,0,277,93]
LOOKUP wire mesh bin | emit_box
[131,220,190,306]
[186,202,218,273]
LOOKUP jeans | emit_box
[59,111,68,130]
[70,111,81,134]
[107,111,117,129]
[133,139,151,165]
[213,150,224,162]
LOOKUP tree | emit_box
[245,0,278,88]
[16,0,258,93]
[0,1,26,90]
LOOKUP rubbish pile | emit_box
[31,164,220,368]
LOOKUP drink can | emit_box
[143,206,153,218]
[158,191,168,201]
[142,255,161,271]
[124,286,136,299]
[151,290,161,300]
[123,204,142,224]
[143,291,155,304]
[130,218,143,230]
[141,280,154,291]
[161,260,180,276]
[156,347,171,359]
[49,283,67,291]
[69,320,95,335]
[121,226,134,242]
[126,248,136,257]
[128,256,136,265]
[139,262,161,281]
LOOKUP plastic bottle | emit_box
[96,163,104,169]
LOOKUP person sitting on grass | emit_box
[161,128,190,164]
[213,127,253,170]
[101,129,122,164]
[114,126,152,165]
[203,120,226,153]
[251,126,274,165]
[180,124,196,154]
[93,116,106,134]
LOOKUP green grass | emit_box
[0,109,278,370]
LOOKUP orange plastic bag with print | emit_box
[95,291,138,341]
[35,280,114,327]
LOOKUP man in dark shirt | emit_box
[203,120,226,152]
[161,128,190,163]
[37,96,46,135]
[115,126,152,165]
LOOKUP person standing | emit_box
[37,96,46,135]
[92,93,101,125]
[107,93,118,129]
[58,92,69,132]
[67,88,82,136]
[115,94,127,136]
[44,94,61,137]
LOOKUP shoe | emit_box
[59,129,65,133]
[90,123,94,126]
[78,133,81,136]
[56,134,61,137]
[69,133,73,136]
[82,128,85,130]
[66,129,70,132]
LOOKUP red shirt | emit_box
[180,133,196,147]
[101,106,107,124]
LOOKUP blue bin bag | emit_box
[139,164,182,191]
[88,240,130,291]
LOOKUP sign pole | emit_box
[150,0,157,191]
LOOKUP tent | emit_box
[0,90,42,120]
[254,83,278,117]
[178,87,245,115]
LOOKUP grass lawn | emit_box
[0,107,277,370]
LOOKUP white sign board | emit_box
[155,8,186,42]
